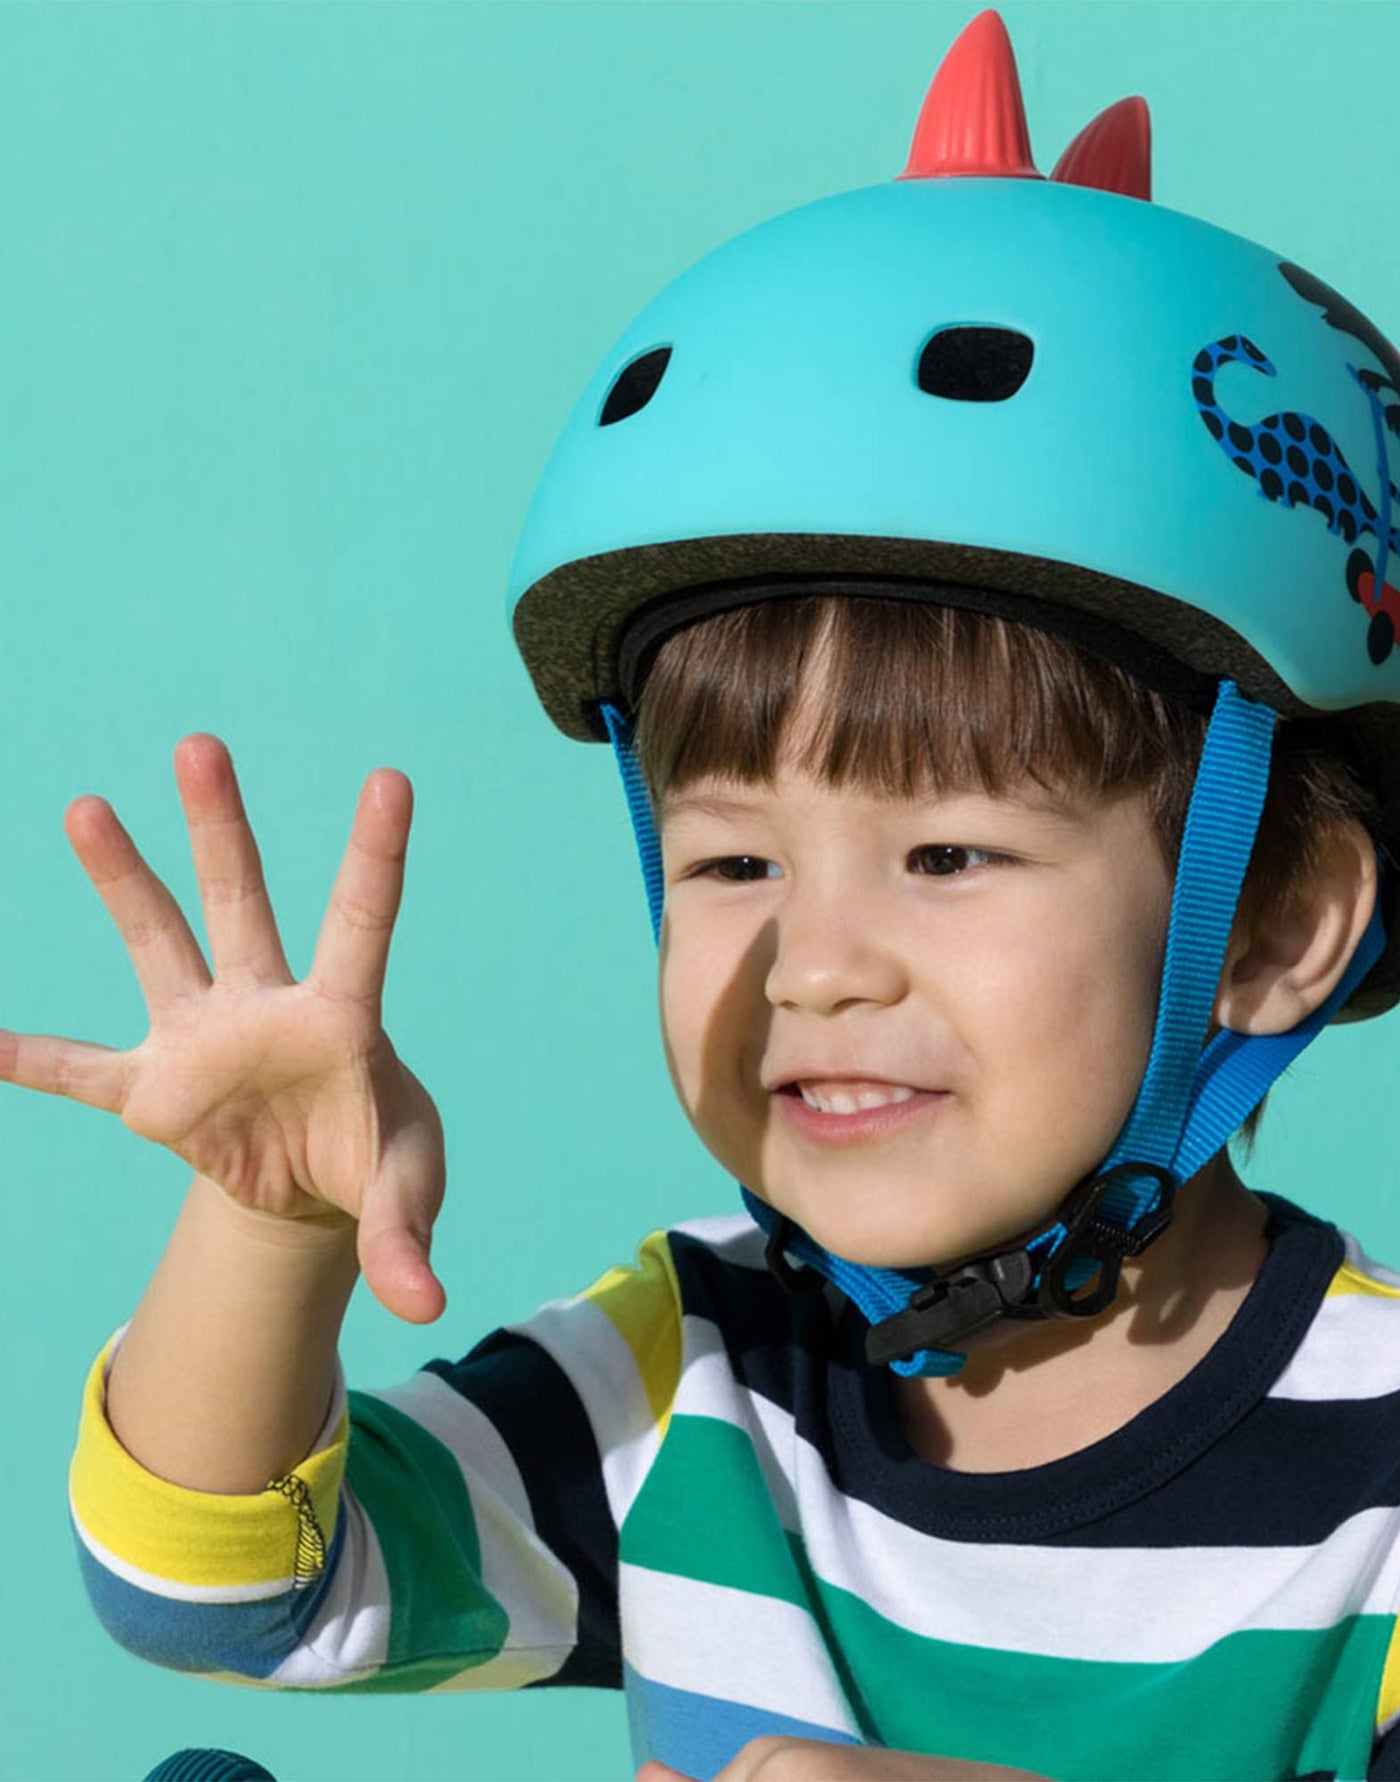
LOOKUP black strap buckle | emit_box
[864,1249,1035,1366]
[863,1160,1179,1367]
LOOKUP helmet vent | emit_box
[917,326,1034,401]
[599,346,672,426]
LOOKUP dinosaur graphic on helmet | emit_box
[1194,265,1400,666]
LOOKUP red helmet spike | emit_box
[1050,96,1152,201]
[898,9,1041,182]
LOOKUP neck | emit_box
[892,1150,1269,1470]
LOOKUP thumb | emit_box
[358,1219,446,1323]
[356,1144,447,1324]
[637,1766,695,1782]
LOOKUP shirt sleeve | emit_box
[68,1229,683,1693]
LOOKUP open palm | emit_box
[0,733,446,1322]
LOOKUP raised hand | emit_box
[0,733,446,1323]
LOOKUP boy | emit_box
[22,10,1400,1779]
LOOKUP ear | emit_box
[1214,822,1377,1035]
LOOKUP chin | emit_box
[764,1205,965,1273]
[775,1191,1057,1276]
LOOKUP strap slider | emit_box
[1035,1160,1178,1318]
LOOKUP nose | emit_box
[763,885,909,1015]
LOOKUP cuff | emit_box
[68,1327,348,1593]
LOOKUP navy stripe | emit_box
[1371,1718,1400,1779]
[843,1340,1400,1550]
[1066,1389,1400,1549]
[424,1331,621,1689]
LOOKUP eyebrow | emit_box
[657,783,1090,825]
[658,790,770,823]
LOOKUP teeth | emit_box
[797,1083,917,1115]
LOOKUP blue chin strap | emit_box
[602,681,1387,1377]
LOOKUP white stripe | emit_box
[668,1213,769,1267]
[371,1372,536,1533]
[1271,1288,1400,1400]
[797,1446,1400,1664]
[511,1294,660,1527]
[464,1487,577,1686]
[621,1561,860,1737]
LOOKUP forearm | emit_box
[104,1171,361,1494]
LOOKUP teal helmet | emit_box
[506,9,1398,1371]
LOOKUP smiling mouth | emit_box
[780,1081,923,1116]
[772,1079,950,1145]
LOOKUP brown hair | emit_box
[633,596,1382,1154]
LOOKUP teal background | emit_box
[0,3,1396,1779]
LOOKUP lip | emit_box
[772,1084,951,1148]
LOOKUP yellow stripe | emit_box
[1324,1259,1400,1301]
[580,1230,683,1439]
[1378,1619,1400,1729]
[69,1332,347,1590]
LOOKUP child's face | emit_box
[657,746,1176,1271]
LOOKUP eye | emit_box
[599,346,672,425]
[908,844,1000,877]
[697,855,782,882]
[916,326,1034,402]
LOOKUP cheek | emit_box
[659,915,776,1182]
[657,919,754,1113]
[657,934,699,1110]
[967,892,1166,1150]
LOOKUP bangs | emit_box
[634,596,1207,851]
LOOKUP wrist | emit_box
[104,1174,361,1492]
[189,1171,360,1258]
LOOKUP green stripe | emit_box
[621,1413,806,1607]
[622,1414,1388,1777]
[792,1542,1388,1781]
[320,1390,510,1694]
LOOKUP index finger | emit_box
[307,769,413,1006]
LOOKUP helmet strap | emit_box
[601,702,664,941]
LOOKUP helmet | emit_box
[506,9,1399,1373]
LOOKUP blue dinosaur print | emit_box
[1192,263,1400,665]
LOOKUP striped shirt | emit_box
[69,1193,1400,1781]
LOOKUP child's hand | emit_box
[0,733,446,1324]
